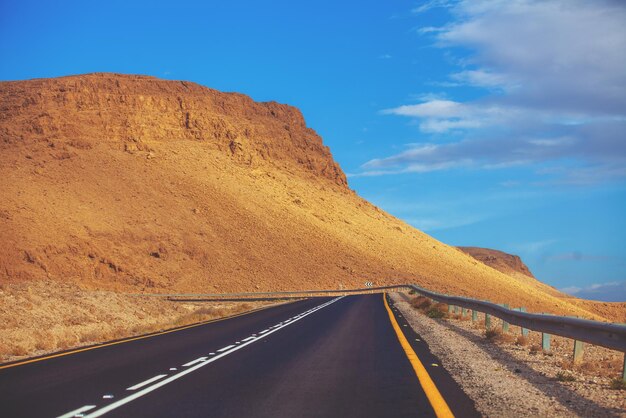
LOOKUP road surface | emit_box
[0,294,479,417]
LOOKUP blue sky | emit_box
[1,0,625,301]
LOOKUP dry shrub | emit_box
[427,308,446,319]
[529,344,542,355]
[424,302,447,319]
[434,302,448,312]
[569,358,622,378]
[577,361,598,373]
[609,378,626,390]
[451,312,471,321]
[410,296,432,311]
[556,371,576,382]
[485,328,500,340]
[458,313,471,321]
[485,328,515,344]
[516,335,530,346]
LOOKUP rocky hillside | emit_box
[0,73,622,322]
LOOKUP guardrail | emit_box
[137,285,411,301]
[405,284,626,382]
[142,283,626,381]
[407,284,626,352]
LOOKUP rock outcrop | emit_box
[0,73,347,186]
[457,247,535,278]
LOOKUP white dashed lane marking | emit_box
[126,374,168,391]
[75,297,342,418]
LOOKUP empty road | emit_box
[0,294,478,417]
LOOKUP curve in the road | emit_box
[0,294,479,418]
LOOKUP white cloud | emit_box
[363,0,626,183]
[437,0,626,114]
[450,69,515,91]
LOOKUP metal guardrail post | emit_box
[471,310,478,322]
[520,307,529,337]
[502,304,510,332]
[461,308,468,318]
[485,313,491,329]
[542,332,551,352]
[448,305,454,314]
[622,354,626,383]
[573,340,584,364]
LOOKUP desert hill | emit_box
[0,73,623,322]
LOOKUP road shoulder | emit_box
[390,293,624,417]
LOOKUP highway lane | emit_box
[0,294,479,417]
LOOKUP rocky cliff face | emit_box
[0,73,347,186]
[458,247,535,278]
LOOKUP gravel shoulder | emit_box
[390,293,626,418]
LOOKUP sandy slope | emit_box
[0,73,623,322]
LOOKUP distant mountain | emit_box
[458,247,625,321]
[458,247,535,278]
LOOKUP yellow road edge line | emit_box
[383,293,455,418]
[0,299,299,371]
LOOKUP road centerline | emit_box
[383,294,454,418]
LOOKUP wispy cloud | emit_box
[561,281,626,302]
[358,126,626,182]
[545,252,615,262]
[359,0,626,184]
[411,0,455,14]
[510,239,558,254]
[403,214,485,232]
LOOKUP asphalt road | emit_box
[0,294,479,418]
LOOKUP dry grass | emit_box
[172,303,253,328]
[516,335,530,346]
[0,281,272,363]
